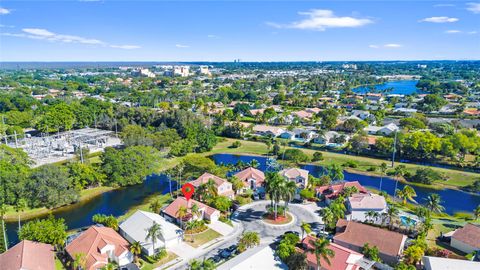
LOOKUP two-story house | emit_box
[279,168,309,189]
[189,172,235,199]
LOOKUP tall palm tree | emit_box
[424,194,444,213]
[387,205,399,229]
[365,210,376,223]
[129,241,142,264]
[301,221,312,239]
[146,222,163,254]
[149,197,163,214]
[321,208,335,231]
[393,165,406,198]
[379,162,388,191]
[14,198,28,231]
[330,200,346,220]
[176,206,188,228]
[72,252,87,270]
[309,237,335,270]
[396,185,417,205]
[190,203,201,219]
[265,172,284,219]
[283,181,297,217]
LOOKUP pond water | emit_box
[5,153,479,247]
[211,154,480,216]
[352,80,420,95]
[5,174,174,247]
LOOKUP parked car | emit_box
[259,192,266,200]
[211,255,222,263]
[227,244,238,253]
[253,193,260,200]
[316,231,333,240]
[221,249,232,258]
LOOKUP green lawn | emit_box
[211,138,480,190]
[184,229,222,248]
[140,252,178,270]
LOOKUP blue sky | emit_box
[0,1,479,61]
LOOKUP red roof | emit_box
[162,197,219,220]
[334,220,406,258]
[0,240,55,270]
[316,181,367,199]
[234,167,265,187]
[66,226,130,270]
[452,224,480,249]
[300,235,362,270]
[190,173,228,188]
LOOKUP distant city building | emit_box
[173,65,190,77]
[199,65,211,76]
[131,68,156,78]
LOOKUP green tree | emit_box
[213,196,232,213]
[424,194,444,213]
[149,197,163,214]
[18,215,67,247]
[395,185,417,205]
[309,237,335,270]
[146,222,163,254]
[130,241,142,264]
[362,243,381,262]
[284,252,308,270]
[301,221,312,239]
[238,231,260,252]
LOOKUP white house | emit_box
[450,224,480,254]
[347,193,387,223]
[423,256,480,270]
[119,210,183,256]
[364,123,399,136]
[314,131,349,146]
[279,168,309,188]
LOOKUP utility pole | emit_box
[391,129,398,168]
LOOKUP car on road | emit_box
[227,244,238,253]
[220,249,232,258]
[211,255,222,263]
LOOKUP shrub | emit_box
[407,168,444,185]
[92,214,119,230]
[281,149,310,163]
[299,189,315,200]
[230,141,242,148]
[312,152,324,161]
[343,160,358,168]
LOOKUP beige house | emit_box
[450,224,480,254]
[234,167,265,192]
[279,168,309,188]
[189,172,235,199]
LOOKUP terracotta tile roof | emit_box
[66,226,130,270]
[348,193,387,210]
[300,235,362,270]
[190,173,228,188]
[316,181,367,199]
[0,240,55,270]
[334,220,406,258]
[280,168,309,180]
[234,167,265,187]
[162,197,219,220]
[452,224,480,249]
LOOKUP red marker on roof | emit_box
[181,183,195,201]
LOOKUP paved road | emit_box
[167,200,323,270]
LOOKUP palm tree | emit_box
[365,210,376,223]
[72,252,87,270]
[393,165,406,194]
[396,185,417,205]
[176,205,188,228]
[283,181,297,216]
[14,198,28,231]
[379,162,388,191]
[249,159,260,168]
[387,205,399,229]
[475,205,480,220]
[149,197,163,214]
[301,221,312,239]
[265,172,284,220]
[330,200,346,220]
[129,241,142,264]
[190,203,201,219]
[146,222,163,255]
[424,194,444,213]
[309,237,335,270]
[321,208,335,231]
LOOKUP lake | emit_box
[352,80,420,95]
[5,153,479,247]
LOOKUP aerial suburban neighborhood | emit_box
[0,1,480,270]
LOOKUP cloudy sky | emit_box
[0,0,479,61]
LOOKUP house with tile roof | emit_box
[0,240,55,270]
[423,256,480,270]
[316,181,368,203]
[119,210,183,256]
[189,172,235,199]
[347,193,387,223]
[66,226,133,270]
[450,223,480,254]
[234,167,265,192]
[299,235,371,270]
[333,219,407,264]
[162,196,220,225]
[279,168,309,188]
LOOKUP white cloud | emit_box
[467,2,480,13]
[175,44,189,48]
[369,43,402,49]
[0,24,14,28]
[207,34,220,39]
[434,4,456,7]
[1,28,139,49]
[445,30,461,33]
[468,31,478,34]
[0,7,11,15]
[267,9,373,31]
[384,43,402,48]
[420,16,459,23]
[110,45,141,49]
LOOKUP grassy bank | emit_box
[4,186,115,222]
[211,138,480,191]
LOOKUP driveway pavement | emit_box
[162,200,324,270]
